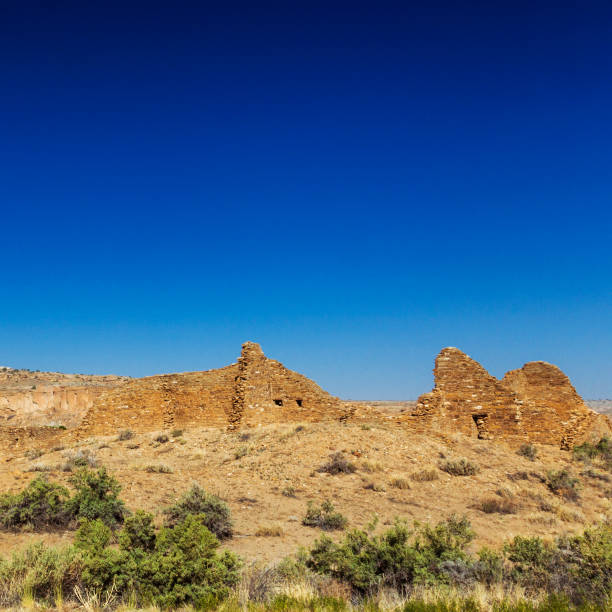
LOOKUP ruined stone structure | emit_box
[1,343,609,449]
[405,347,612,448]
[76,342,347,436]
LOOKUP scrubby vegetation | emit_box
[440,458,479,476]
[0,468,127,530]
[545,469,581,501]
[518,443,538,461]
[0,464,610,610]
[303,500,348,531]
[574,437,612,471]
[163,483,233,539]
[318,452,357,475]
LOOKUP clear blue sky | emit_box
[1,1,610,399]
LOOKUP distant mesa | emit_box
[404,347,611,448]
[0,342,609,450]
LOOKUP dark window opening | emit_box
[274,399,283,406]
[472,413,489,440]
[296,399,303,407]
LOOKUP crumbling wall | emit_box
[77,365,239,436]
[405,348,524,440]
[77,342,348,435]
[502,362,612,448]
[405,347,611,448]
[232,342,346,428]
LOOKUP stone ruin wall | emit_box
[76,342,348,437]
[502,362,612,448]
[405,347,612,448]
[1,342,609,449]
[232,342,346,428]
[77,365,239,436]
[407,348,524,441]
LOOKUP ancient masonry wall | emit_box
[502,362,612,448]
[407,348,525,441]
[77,342,348,436]
[77,365,239,436]
[232,342,346,428]
[405,347,612,447]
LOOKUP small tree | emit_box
[66,467,128,526]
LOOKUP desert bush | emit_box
[574,437,612,471]
[163,483,233,539]
[65,467,128,527]
[507,471,530,481]
[62,449,98,472]
[363,481,386,492]
[318,452,357,475]
[281,486,297,497]
[170,428,183,438]
[25,449,44,460]
[117,429,134,441]
[477,497,518,514]
[144,464,173,473]
[306,515,474,594]
[545,469,580,502]
[518,443,538,461]
[0,477,71,530]
[440,458,479,476]
[74,513,241,608]
[303,500,348,531]
[153,433,169,443]
[389,477,411,490]
[411,468,439,482]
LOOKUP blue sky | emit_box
[1,1,610,398]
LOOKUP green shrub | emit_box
[302,500,348,531]
[518,443,538,461]
[65,467,128,527]
[306,515,474,594]
[163,484,233,539]
[170,429,183,438]
[440,458,479,476]
[574,437,612,471]
[0,477,71,530]
[545,469,580,502]
[318,452,357,475]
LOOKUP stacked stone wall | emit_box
[235,342,346,428]
[405,347,611,448]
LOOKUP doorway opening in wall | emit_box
[296,399,303,407]
[274,399,283,406]
[472,413,489,439]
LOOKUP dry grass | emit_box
[361,460,384,473]
[254,524,284,537]
[410,468,439,481]
[389,476,410,490]
[143,463,173,474]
